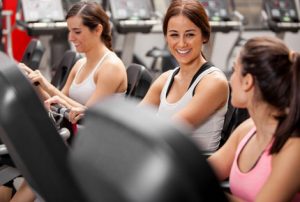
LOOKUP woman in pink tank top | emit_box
[208,36,300,202]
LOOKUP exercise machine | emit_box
[0,51,229,202]
[69,97,228,202]
[1,7,13,58]
[20,38,45,70]
[109,0,160,67]
[0,0,3,51]
[18,0,69,68]
[262,0,300,36]
[226,0,300,72]
[201,0,242,32]
[200,0,244,61]
[0,51,83,201]
[126,63,153,99]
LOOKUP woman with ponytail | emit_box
[20,1,127,123]
[209,36,300,201]
[3,2,127,201]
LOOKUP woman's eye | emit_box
[170,34,178,37]
[186,33,194,38]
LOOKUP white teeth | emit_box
[177,49,189,54]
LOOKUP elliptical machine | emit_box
[108,0,160,68]
[262,0,300,38]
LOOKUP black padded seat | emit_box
[51,50,81,90]
[0,52,84,202]
[126,63,153,99]
[21,39,45,70]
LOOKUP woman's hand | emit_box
[18,63,33,75]
[19,63,51,89]
[27,69,51,91]
[45,96,87,124]
[44,95,69,110]
[68,106,86,124]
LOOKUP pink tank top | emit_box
[229,127,300,201]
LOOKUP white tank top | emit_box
[69,52,111,105]
[158,66,228,152]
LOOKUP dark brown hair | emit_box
[239,36,300,153]
[163,0,211,42]
[66,2,112,50]
[163,0,210,59]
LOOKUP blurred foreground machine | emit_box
[0,51,227,202]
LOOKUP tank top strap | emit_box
[91,51,111,75]
[237,127,257,155]
[73,58,87,81]
[188,66,220,93]
[163,67,180,97]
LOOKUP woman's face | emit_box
[230,55,248,108]
[67,16,100,53]
[165,14,206,66]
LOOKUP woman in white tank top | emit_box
[19,2,127,123]
[140,0,229,152]
[11,3,127,200]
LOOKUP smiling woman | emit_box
[19,2,127,123]
[140,0,229,152]
[8,2,128,201]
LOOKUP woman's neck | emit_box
[249,102,278,145]
[179,55,206,77]
[85,45,109,66]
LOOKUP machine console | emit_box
[199,0,242,32]
[109,0,157,33]
[263,0,300,32]
[20,0,67,35]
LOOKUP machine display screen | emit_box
[21,0,65,22]
[199,0,231,21]
[264,0,299,22]
[110,0,153,20]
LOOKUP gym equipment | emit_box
[0,52,84,202]
[18,0,69,68]
[20,38,45,70]
[0,51,228,202]
[0,0,3,51]
[20,0,66,35]
[146,45,178,73]
[62,0,106,12]
[126,63,153,99]
[109,0,156,34]
[1,8,13,58]
[262,0,300,32]
[200,0,243,32]
[109,0,160,66]
[69,97,228,202]
[0,139,20,187]
[226,0,300,72]
[51,50,82,90]
[200,0,244,61]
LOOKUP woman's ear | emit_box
[242,73,254,92]
[95,24,103,35]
